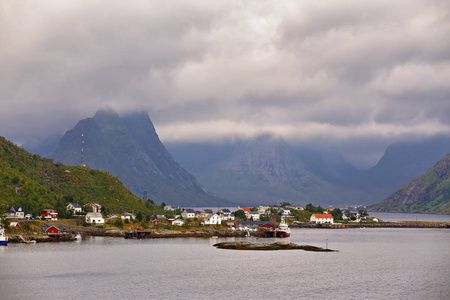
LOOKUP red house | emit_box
[258,223,276,232]
[46,225,60,235]
[152,219,160,226]
[40,209,58,221]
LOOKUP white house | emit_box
[257,206,270,215]
[181,209,196,219]
[66,203,82,213]
[248,211,260,221]
[172,219,185,226]
[85,212,105,225]
[279,208,291,217]
[219,209,235,221]
[203,213,222,225]
[310,214,334,224]
[5,206,25,219]
[121,212,136,220]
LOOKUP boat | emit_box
[276,216,291,238]
[75,233,82,240]
[0,221,8,246]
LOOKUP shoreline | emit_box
[5,220,449,243]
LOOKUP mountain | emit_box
[166,134,365,206]
[166,135,450,207]
[344,136,450,200]
[0,136,159,216]
[371,153,450,214]
[49,109,228,207]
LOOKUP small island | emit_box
[213,241,337,252]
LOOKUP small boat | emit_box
[276,216,291,238]
[75,233,82,240]
[18,235,36,244]
[0,225,8,246]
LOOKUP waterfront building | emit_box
[310,214,334,224]
[203,213,222,225]
[46,225,61,235]
[86,212,105,225]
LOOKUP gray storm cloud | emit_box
[1,0,449,162]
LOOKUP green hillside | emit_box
[0,136,161,217]
[371,153,450,214]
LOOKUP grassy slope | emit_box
[0,136,160,216]
[371,153,450,214]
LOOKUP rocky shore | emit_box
[213,241,337,251]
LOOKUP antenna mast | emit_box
[81,133,86,167]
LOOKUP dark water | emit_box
[1,228,449,300]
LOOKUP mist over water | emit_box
[1,227,449,299]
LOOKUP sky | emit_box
[1,0,449,167]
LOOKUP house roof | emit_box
[221,208,231,213]
[68,203,82,208]
[87,212,103,218]
[46,225,60,231]
[121,212,135,216]
[313,214,333,219]
[242,207,250,212]
[11,206,23,212]
[184,209,196,213]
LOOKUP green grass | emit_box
[0,136,162,217]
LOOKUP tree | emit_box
[114,218,123,228]
[358,209,369,218]
[2,218,10,228]
[136,211,143,222]
[233,209,246,220]
[260,215,270,221]
[331,208,343,222]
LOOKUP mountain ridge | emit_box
[371,153,450,214]
[49,109,230,207]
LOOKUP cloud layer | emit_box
[1,0,449,164]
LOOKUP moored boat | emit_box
[0,221,8,246]
[276,216,291,238]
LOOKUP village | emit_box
[1,201,380,244]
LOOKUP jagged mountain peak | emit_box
[49,109,228,206]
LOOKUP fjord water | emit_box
[1,228,449,300]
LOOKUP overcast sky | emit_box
[1,0,449,166]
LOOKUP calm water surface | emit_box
[0,228,449,300]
